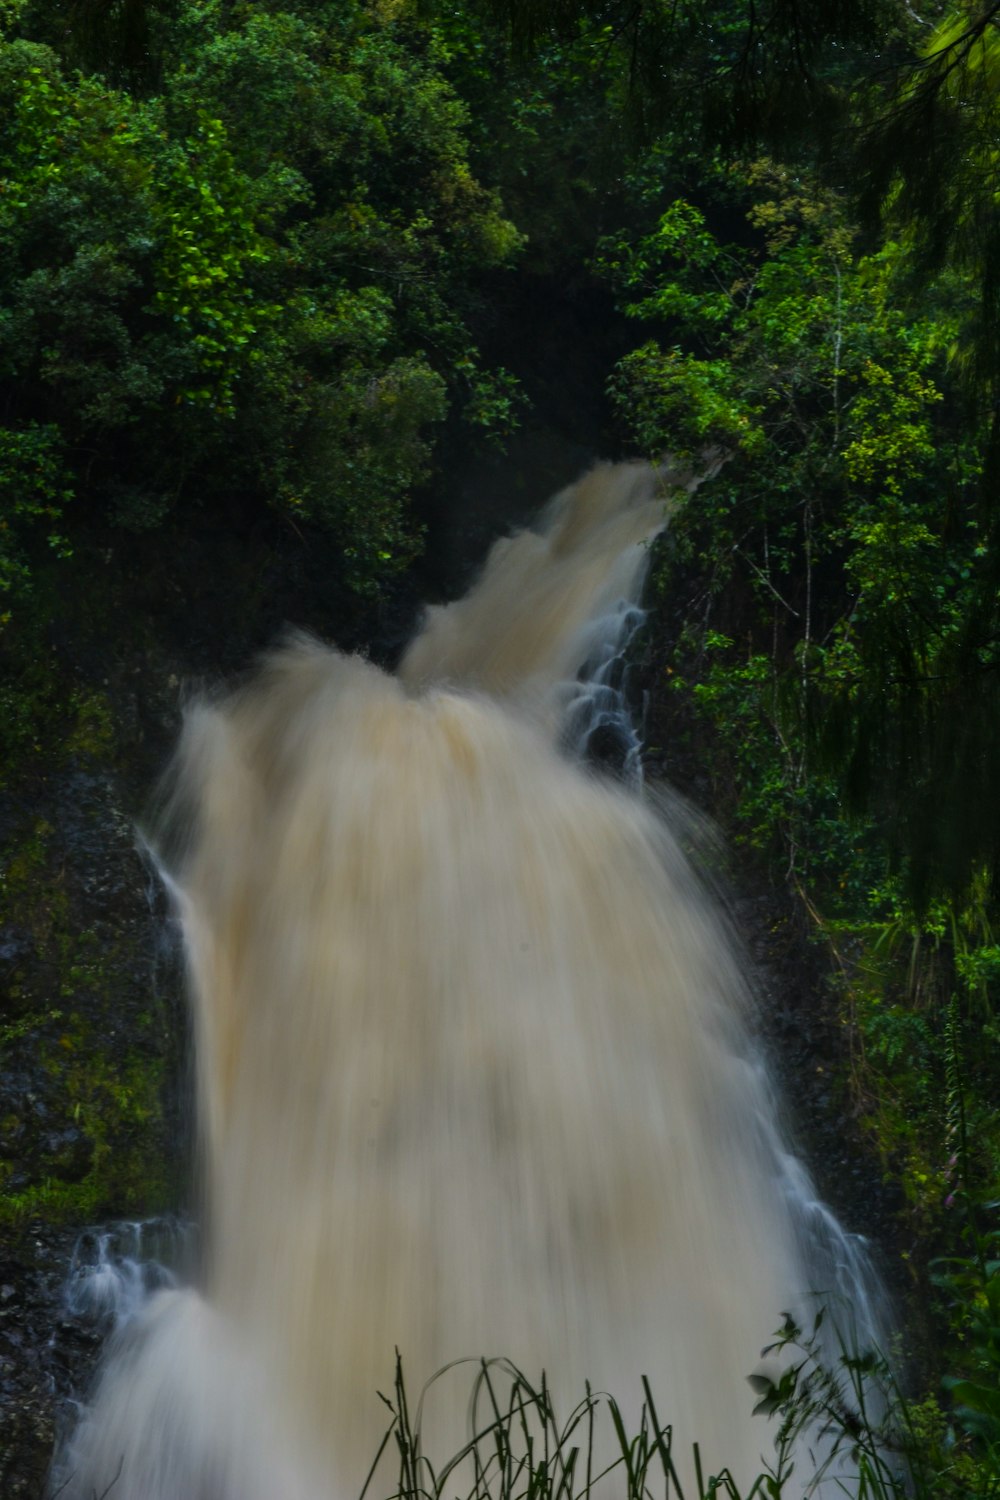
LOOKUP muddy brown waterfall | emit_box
[51,462,884,1499]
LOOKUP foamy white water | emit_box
[62,1217,193,1329]
[51,460,885,1500]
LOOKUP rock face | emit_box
[0,1227,104,1498]
[0,665,190,1494]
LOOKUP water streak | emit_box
[63,1217,193,1330]
[52,460,885,1500]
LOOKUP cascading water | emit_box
[50,461,886,1500]
[62,1217,194,1330]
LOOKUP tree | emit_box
[0,3,524,602]
[599,164,993,906]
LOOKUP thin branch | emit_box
[735,546,800,617]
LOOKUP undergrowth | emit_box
[364,1323,998,1500]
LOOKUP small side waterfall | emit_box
[62,1218,194,1330]
[51,461,886,1500]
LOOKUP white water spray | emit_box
[51,461,885,1500]
[62,1217,193,1330]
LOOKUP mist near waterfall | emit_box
[51,462,884,1500]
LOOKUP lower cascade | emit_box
[50,462,886,1500]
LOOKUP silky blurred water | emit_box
[51,461,885,1500]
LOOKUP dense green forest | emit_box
[2,0,1000,1494]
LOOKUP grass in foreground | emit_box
[366,1316,995,1500]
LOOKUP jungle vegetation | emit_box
[2,0,1000,1492]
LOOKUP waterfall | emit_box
[50,461,886,1500]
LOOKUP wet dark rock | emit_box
[0,661,190,1491]
[635,601,909,1327]
[0,930,34,967]
[584,721,633,772]
[0,1229,101,1498]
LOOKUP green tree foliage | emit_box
[601,162,1000,912]
[858,3,1000,392]
[0,421,72,613]
[790,4,1000,927]
[11,0,177,89]
[450,0,902,147]
[0,2,522,601]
